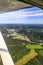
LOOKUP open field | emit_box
[2,30,43,65]
[0,26,43,65]
[15,50,38,65]
[26,45,43,49]
[12,34,30,42]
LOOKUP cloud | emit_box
[0,8,43,24]
[0,8,43,19]
[13,9,43,17]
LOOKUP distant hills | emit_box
[0,24,43,29]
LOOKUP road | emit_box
[0,32,14,65]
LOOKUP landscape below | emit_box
[0,24,43,65]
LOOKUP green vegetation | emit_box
[1,28,43,65]
[15,49,38,65]
[4,36,29,45]
[18,28,43,43]
[24,57,42,65]
[3,35,30,63]
[14,49,30,63]
[0,56,3,65]
[36,54,43,65]
[26,45,43,49]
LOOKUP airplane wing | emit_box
[19,0,43,9]
[0,0,32,12]
[0,32,14,65]
[0,0,43,12]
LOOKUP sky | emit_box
[0,7,43,24]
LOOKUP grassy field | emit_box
[25,57,42,65]
[3,35,43,65]
[1,28,43,65]
[26,45,43,49]
[3,36,30,63]
[15,50,38,65]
